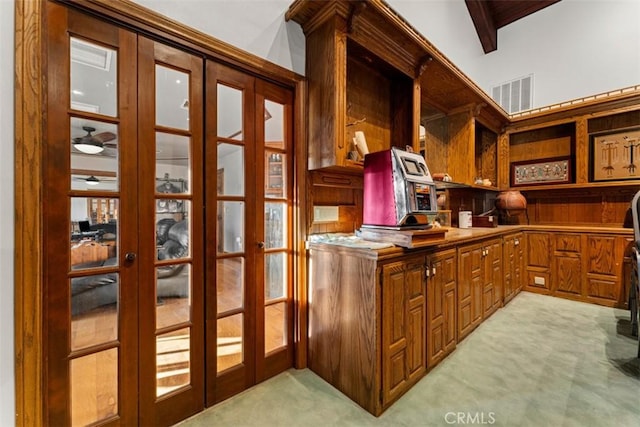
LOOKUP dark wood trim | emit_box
[464,0,497,54]
[15,0,45,425]
[293,79,308,369]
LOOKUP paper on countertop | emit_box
[308,233,395,249]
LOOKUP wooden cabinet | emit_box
[457,242,483,340]
[483,238,503,318]
[291,5,416,172]
[524,230,631,307]
[503,232,524,304]
[585,234,629,305]
[457,237,502,341]
[524,231,552,293]
[552,233,583,298]
[381,256,426,407]
[426,248,456,369]
[307,244,426,416]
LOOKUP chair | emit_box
[630,190,640,357]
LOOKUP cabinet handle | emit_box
[125,252,137,262]
[515,239,520,246]
[432,266,436,276]
[425,267,430,278]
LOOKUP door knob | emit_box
[125,252,137,262]
[257,242,265,249]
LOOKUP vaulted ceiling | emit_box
[465,0,562,53]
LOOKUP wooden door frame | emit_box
[14,1,307,425]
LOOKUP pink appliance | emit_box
[363,147,437,227]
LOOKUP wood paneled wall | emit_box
[522,187,636,226]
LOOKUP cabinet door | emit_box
[525,232,552,293]
[457,244,483,340]
[586,235,624,304]
[381,257,425,406]
[503,234,523,304]
[427,249,456,369]
[513,233,524,295]
[552,233,582,298]
[488,239,503,314]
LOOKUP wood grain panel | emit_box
[306,15,346,169]
[447,110,474,184]
[587,235,617,275]
[15,1,45,425]
[554,256,582,295]
[526,232,551,268]
[346,55,392,155]
[307,247,379,414]
[476,124,497,184]
[524,187,635,226]
[422,115,449,175]
[554,234,581,252]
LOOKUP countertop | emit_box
[308,224,633,260]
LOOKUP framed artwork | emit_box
[590,127,640,182]
[511,156,571,187]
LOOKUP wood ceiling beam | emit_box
[465,0,497,54]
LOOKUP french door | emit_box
[44,2,295,424]
[45,4,204,425]
[206,63,295,403]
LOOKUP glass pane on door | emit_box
[265,202,286,249]
[156,203,190,261]
[217,201,245,254]
[156,327,191,397]
[156,132,191,190]
[265,152,285,199]
[156,264,191,330]
[264,100,284,149]
[70,37,117,117]
[217,257,244,314]
[217,85,243,140]
[70,348,118,426]
[217,143,244,196]
[265,302,287,354]
[217,314,243,373]
[70,197,118,271]
[71,273,119,351]
[265,253,287,301]
[155,65,189,130]
[70,117,119,190]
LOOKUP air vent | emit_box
[71,38,112,71]
[491,74,533,113]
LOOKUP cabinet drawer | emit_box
[555,234,581,253]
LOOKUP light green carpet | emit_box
[178,292,640,427]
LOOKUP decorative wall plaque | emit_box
[511,156,571,187]
[591,128,640,182]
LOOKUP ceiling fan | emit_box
[72,174,117,186]
[72,126,117,154]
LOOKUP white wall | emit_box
[132,0,306,75]
[388,0,640,108]
[0,1,15,425]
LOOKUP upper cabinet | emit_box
[286,0,509,176]
[503,91,640,190]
